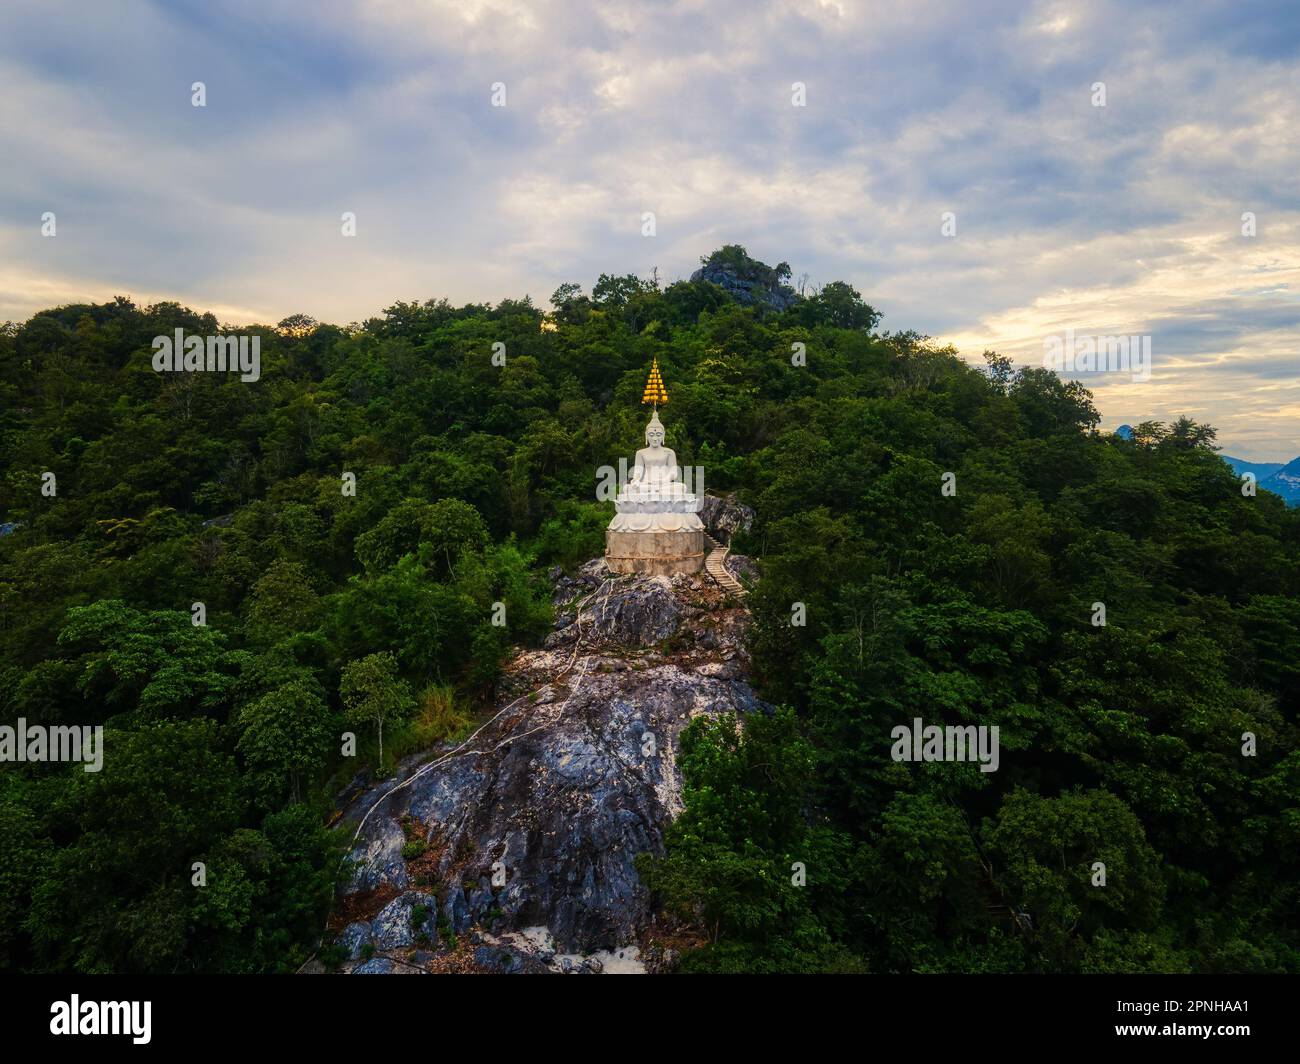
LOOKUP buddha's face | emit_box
[646,425,664,447]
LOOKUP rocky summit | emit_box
[690,262,798,312]
[689,250,798,312]
[319,555,763,974]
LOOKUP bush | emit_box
[412,683,473,746]
[533,501,609,569]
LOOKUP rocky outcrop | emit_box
[699,494,755,544]
[326,559,764,974]
[690,260,797,312]
[370,891,438,950]
[546,569,682,648]
[337,921,372,960]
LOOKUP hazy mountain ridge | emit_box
[1259,457,1300,505]
[1221,454,1300,505]
[1221,455,1286,480]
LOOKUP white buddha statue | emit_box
[608,410,704,534]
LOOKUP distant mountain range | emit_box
[1219,455,1285,480]
[1254,459,1300,505]
[1113,425,1300,507]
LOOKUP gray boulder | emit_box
[337,921,372,961]
[370,891,438,950]
[472,945,550,975]
[689,260,797,312]
[474,945,522,974]
[443,884,472,935]
[343,815,408,894]
[467,877,496,921]
[352,957,394,974]
[699,494,755,544]
[727,553,760,584]
[546,575,682,649]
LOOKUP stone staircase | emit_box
[703,533,746,599]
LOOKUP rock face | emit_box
[330,559,763,973]
[546,572,682,648]
[690,261,798,312]
[338,921,372,960]
[699,494,755,544]
[370,891,438,950]
[727,553,760,586]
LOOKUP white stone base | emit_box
[605,529,705,577]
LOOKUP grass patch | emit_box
[413,683,474,745]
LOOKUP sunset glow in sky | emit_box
[3,0,1298,458]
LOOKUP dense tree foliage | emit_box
[1,246,1296,972]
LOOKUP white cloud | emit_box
[0,0,1296,458]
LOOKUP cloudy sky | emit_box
[3,0,1297,459]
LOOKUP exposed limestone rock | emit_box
[545,574,682,648]
[370,891,438,950]
[443,884,472,934]
[337,921,372,960]
[699,494,755,544]
[344,812,408,894]
[332,559,764,968]
[471,944,552,974]
[689,260,797,311]
[727,553,760,585]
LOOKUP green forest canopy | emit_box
[0,245,1296,973]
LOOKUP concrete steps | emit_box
[703,533,746,599]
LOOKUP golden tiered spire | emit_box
[641,357,669,407]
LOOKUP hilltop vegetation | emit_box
[1,246,1297,973]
